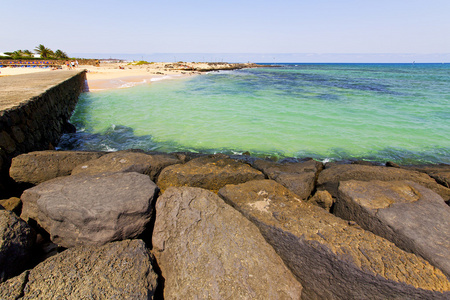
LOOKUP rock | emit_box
[152,187,302,299]
[0,240,158,299]
[218,180,450,299]
[0,271,29,300]
[336,180,450,278]
[253,158,323,199]
[157,154,265,192]
[317,164,450,202]
[71,150,181,181]
[9,150,104,185]
[403,164,450,189]
[0,210,35,283]
[386,161,400,168]
[307,190,334,211]
[21,172,158,247]
[0,197,21,215]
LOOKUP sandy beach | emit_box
[0,61,257,91]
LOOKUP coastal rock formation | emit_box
[71,150,181,181]
[336,180,450,278]
[317,164,450,201]
[9,150,104,185]
[0,197,21,215]
[253,158,323,199]
[403,164,450,188]
[218,180,450,299]
[157,154,265,192]
[20,172,158,248]
[307,190,334,211]
[0,210,35,283]
[0,239,158,299]
[152,187,302,299]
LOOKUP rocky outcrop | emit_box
[0,239,158,299]
[21,172,158,248]
[218,180,450,299]
[336,180,450,278]
[152,187,302,299]
[71,150,181,181]
[0,210,35,283]
[403,164,450,188]
[157,154,265,192]
[317,164,450,201]
[9,150,104,185]
[307,190,334,211]
[0,197,21,215]
[252,158,323,199]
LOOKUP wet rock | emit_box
[0,240,158,299]
[253,158,323,199]
[157,154,265,192]
[317,164,450,202]
[218,180,450,299]
[71,150,181,181]
[0,210,35,283]
[336,180,450,278]
[307,190,334,211]
[9,150,104,185]
[21,172,158,247]
[152,187,302,299]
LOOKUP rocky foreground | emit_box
[0,150,449,299]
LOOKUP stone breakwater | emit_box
[0,71,86,197]
[1,149,449,299]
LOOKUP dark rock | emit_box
[0,210,35,283]
[71,150,181,181]
[252,158,323,199]
[152,187,302,299]
[21,172,158,247]
[218,180,450,299]
[307,190,334,211]
[0,240,158,299]
[317,164,450,202]
[10,150,105,185]
[157,154,265,192]
[386,161,400,168]
[0,197,21,215]
[336,180,450,278]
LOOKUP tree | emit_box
[34,44,53,59]
[12,50,23,59]
[22,50,33,57]
[54,49,68,59]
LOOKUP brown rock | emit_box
[403,164,450,188]
[336,180,450,278]
[218,180,450,299]
[0,197,21,215]
[0,271,28,300]
[253,158,323,199]
[307,190,334,211]
[157,154,265,192]
[10,150,105,185]
[317,164,450,201]
[71,150,181,181]
[152,187,302,299]
[21,172,158,247]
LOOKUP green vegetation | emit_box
[1,44,69,60]
[127,60,152,65]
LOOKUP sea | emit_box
[58,63,450,165]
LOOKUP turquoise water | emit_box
[59,64,450,164]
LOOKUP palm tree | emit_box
[54,49,69,59]
[22,50,33,57]
[34,44,53,59]
[12,50,23,59]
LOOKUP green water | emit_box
[59,64,450,164]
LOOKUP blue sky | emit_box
[2,0,449,62]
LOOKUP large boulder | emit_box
[252,158,323,199]
[0,239,158,299]
[71,150,181,181]
[152,187,302,299]
[317,164,450,201]
[9,150,104,185]
[336,180,450,278]
[403,164,450,188]
[218,180,450,299]
[0,210,35,283]
[157,154,265,192]
[21,172,158,248]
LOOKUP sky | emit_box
[2,0,450,62]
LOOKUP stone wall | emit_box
[0,71,86,196]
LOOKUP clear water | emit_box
[59,63,450,164]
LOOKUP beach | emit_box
[0,61,257,91]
